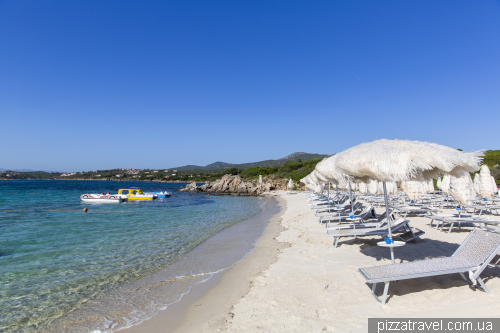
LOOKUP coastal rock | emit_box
[179,174,282,195]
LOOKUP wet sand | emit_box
[122,191,500,333]
[122,194,287,333]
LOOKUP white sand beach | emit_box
[125,191,500,333]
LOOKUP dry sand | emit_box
[124,192,500,333]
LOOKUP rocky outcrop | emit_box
[179,174,289,195]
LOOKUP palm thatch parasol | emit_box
[315,155,354,214]
[473,173,481,194]
[492,176,498,194]
[368,179,378,195]
[403,181,425,201]
[388,181,398,195]
[287,178,294,191]
[441,175,451,196]
[449,170,476,205]
[358,181,368,194]
[479,165,495,199]
[437,177,442,190]
[334,139,482,241]
[315,155,351,190]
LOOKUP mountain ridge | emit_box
[169,152,328,171]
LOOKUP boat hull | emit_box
[80,194,125,203]
[81,198,122,203]
[127,196,154,201]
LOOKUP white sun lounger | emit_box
[359,228,500,306]
[321,205,376,225]
[316,202,363,218]
[326,210,398,230]
[391,205,442,218]
[424,215,495,234]
[327,217,424,248]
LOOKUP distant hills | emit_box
[170,152,328,171]
[0,168,63,173]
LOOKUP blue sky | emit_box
[1,0,499,171]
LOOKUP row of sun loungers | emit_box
[359,228,500,305]
[303,189,500,306]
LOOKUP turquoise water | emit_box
[0,180,264,332]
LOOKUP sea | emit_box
[0,180,275,333]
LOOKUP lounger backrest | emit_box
[388,217,407,229]
[453,229,500,266]
[356,205,371,216]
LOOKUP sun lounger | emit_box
[467,205,500,216]
[311,197,356,212]
[326,210,397,230]
[321,205,376,225]
[391,205,442,218]
[359,228,500,306]
[424,215,494,234]
[327,217,424,248]
[316,202,363,218]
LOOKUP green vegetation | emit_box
[0,171,61,179]
[239,158,323,182]
[1,150,497,185]
[483,150,500,185]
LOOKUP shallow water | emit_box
[0,180,265,332]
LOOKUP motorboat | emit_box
[80,192,125,203]
[118,188,155,201]
[154,191,172,198]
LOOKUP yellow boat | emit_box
[118,188,155,201]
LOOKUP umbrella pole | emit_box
[383,181,392,240]
[349,182,354,216]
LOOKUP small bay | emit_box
[0,180,264,332]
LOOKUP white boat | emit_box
[80,192,126,203]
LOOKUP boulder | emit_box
[179,174,282,195]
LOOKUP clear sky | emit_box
[1,0,499,171]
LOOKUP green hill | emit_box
[171,152,327,171]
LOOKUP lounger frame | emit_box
[359,228,500,306]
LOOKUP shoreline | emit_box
[121,193,287,333]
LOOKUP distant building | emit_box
[164,170,169,172]
[116,174,123,177]
[164,176,170,178]
[60,172,76,177]
[173,170,178,172]
[153,170,158,173]
[172,174,176,176]
[146,175,153,177]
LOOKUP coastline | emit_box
[124,190,500,333]
[121,193,287,333]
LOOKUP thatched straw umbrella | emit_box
[334,139,482,243]
[449,172,476,205]
[492,176,498,195]
[403,181,426,201]
[437,177,442,190]
[287,178,294,191]
[427,179,435,193]
[358,181,368,194]
[479,165,495,199]
[441,175,451,196]
[422,181,429,194]
[473,173,481,195]
[368,179,378,195]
